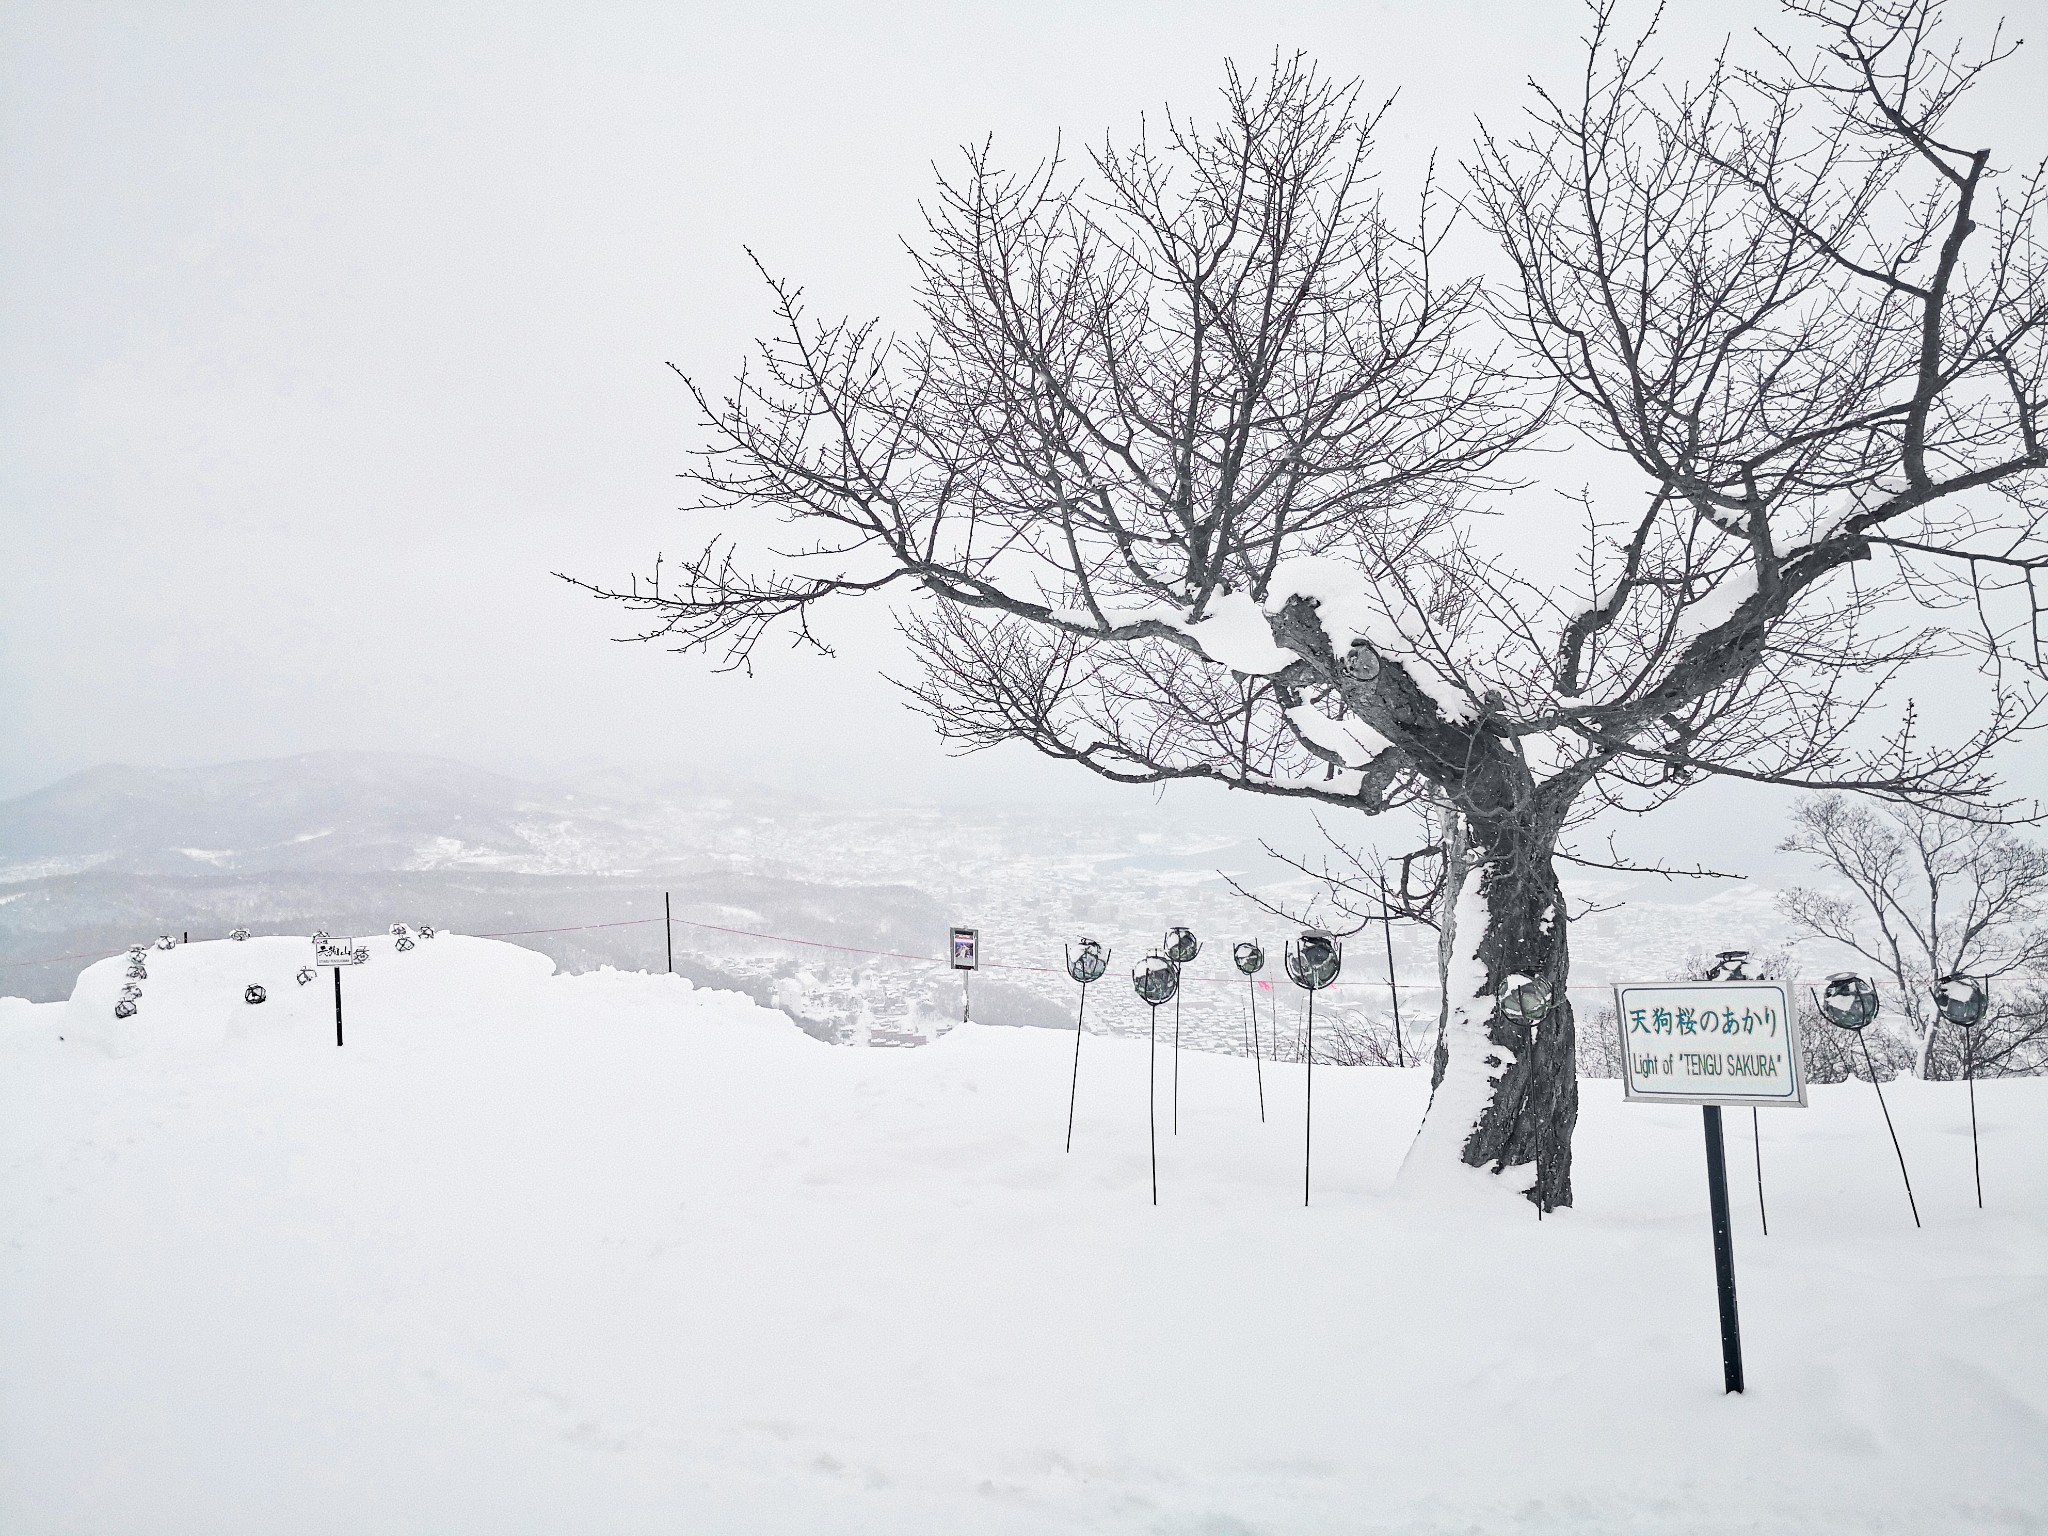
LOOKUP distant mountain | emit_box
[0,751,685,878]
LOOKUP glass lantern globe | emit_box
[1132,954,1181,1007]
[1499,975,1552,1025]
[1932,974,1989,1029]
[1820,972,1881,1031]
[1285,931,1342,991]
[1066,938,1108,985]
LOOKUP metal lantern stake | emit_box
[1132,954,1181,1206]
[1233,941,1267,1123]
[1163,927,1200,1134]
[1709,950,1752,980]
[1378,876,1405,1069]
[1705,949,1770,1233]
[1817,973,1920,1228]
[1498,974,1554,1217]
[1933,973,1990,1209]
[1064,939,1109,1154]
[1707,949,1770,1235]
[1285,931,1342,1207]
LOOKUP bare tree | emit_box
[569,6,2045,1211]
[1780,792,2048,1076]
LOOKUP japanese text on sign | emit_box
[1614,981,1807,1107]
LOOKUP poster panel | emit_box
[949,927,979,970]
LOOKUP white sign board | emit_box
[1614,980,1807,1107]
[314,938,368,967]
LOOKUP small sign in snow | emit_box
[314,938,368,967]
[949,927,979,970]
[1614,980,1806,1107]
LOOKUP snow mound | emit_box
[58,933,798,1058]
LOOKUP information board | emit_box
[949,927,979,970]
[1614,980,1806,1107]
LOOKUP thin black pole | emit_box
[1752,1106,1769,1236]
[1304,988,1315,1207]
[1172,994,1181,1135]
[1531,1017,1543,1222]
[1858,1033,1921,1229]
[334,966,344,1048]
[1967,1061,1983,1210]
[1381,878,1403,1068]
[1064,983,1089,1154]
[1248,975,1266,1123]
[1148,1003,1159,1206]
[1702,1106,1745,1394]
[664,891,673,974]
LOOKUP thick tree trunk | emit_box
[1407,809,1579,1211]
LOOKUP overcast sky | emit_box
[2,0,2039,861]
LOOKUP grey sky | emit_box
[2,0,2038,851]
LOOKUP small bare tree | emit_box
[570,4,2045,1210]
[1780,792,2048,1076]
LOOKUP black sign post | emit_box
[315,937,368,1047]
[1701,1105,1745,1393]
[1615,978,1806,1394]
[950,926,978,1023]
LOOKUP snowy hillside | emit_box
[2,936,2041,1533]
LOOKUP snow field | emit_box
[2,936,2043,1534]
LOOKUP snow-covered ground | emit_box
[2,936,2042,1534]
